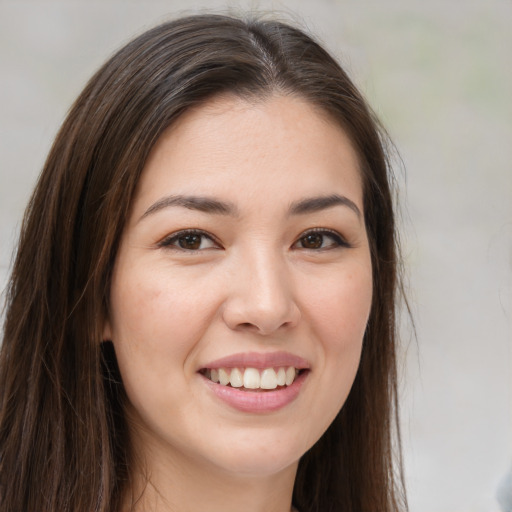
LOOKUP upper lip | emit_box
[201,351,310,370]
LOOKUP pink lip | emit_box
[201,370,309,413]
[201,351,310,370]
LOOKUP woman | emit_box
[0,13,407,512]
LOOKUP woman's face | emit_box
[105,94,373,478]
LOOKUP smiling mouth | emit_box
[200,366,305,391]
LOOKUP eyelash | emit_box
[158,229,221,251]
[157,228,350,252]
[292,228,351,250]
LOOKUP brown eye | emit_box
[158,230,219,251]
[178,234,202,250]
[294,229,349,250]
[300,233,324,249]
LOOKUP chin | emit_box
[204,433,307,478]
[218,455,299,479]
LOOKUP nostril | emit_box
[222,295,301,335]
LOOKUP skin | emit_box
[104,94,373,512]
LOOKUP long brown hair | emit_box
[0,14,407,512]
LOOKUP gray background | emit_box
[1,1,511,511]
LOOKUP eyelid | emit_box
[293,228,351,249]
[157,229,222,251]
[156,227,350,252]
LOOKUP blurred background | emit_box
[0,1,510,510]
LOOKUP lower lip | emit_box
[201,371,308,413]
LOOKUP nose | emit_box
[221,250,301,335]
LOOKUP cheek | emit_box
[299,262,372,425]
[306,264,373,351]
[107,264,223,430]
[108,264,217,373]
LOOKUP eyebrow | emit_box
[139,195,239,222]
[139,192,361,222]
[288,194,362,218]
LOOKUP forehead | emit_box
[133,94,363,217]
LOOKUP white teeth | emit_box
[285,366,296,386]
[276,367,286,386]
[260,368,278,389]
[230,368,243,388]
[243,368,260,389]
[206,366,301,389]
[218,368,230,386]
